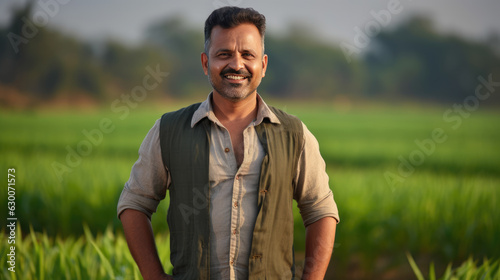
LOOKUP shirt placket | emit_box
[228,124,254,280]
[220,125,236,280]
[229,170,241,279]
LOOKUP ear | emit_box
[201,52,209,75]
[261,54,268,78]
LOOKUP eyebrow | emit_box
[214,48,257,54]
[215,48,233,54]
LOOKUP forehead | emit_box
[209,23,263,53]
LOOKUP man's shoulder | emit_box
[161,103,202,119]
[267,105,303,130]
[159,103,203,134]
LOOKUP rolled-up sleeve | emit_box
[294,123,339,227]
[117,119,170,219]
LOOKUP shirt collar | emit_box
[191,92,281,128]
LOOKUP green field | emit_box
[1,100,499,279]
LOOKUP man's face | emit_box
[201,23,268,102]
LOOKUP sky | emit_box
[1,0,499,46]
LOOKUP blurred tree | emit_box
[364,16,500,103]
[101,40,168,98]
[0,2,105,102]
[262,25,363,98]
[145,16,208,98]
[1,1,498,107]
[0,1,172,105]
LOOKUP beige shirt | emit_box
[117,94,339,280]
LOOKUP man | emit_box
[117,6,339,280]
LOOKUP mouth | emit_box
[223,74,248,82]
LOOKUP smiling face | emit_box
[201,23,268,102]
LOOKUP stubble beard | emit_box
[207,66,259,102]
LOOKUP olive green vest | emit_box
[159,102,304,279]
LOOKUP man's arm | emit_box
[301,217,337,280]
[120,209,172,280]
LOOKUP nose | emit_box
[228,53,245,71]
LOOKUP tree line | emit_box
[1,3,499,107]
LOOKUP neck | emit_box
[211,91,258,122]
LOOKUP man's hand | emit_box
[120,209,169,280]
[301,217,337,280]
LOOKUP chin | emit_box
[223,92,252,101]
[214,86,254,100]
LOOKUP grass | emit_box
[407,253,500,280]
[1,100,499,279]
[0,225,172,280]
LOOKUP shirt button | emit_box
[224,147,230,153]
[233,229,237,235]
[233,202,238,208]
[235,175,240,180]
[230,260,234,265]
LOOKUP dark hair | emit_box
[204,6,266,54]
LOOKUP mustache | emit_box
[220,68,251,78]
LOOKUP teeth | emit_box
[226,75,245,80]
